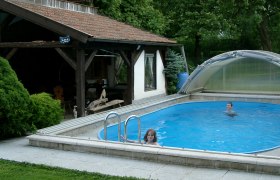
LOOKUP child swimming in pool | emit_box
[225,102,237,117]
[143,129,159,145]
[121,128,159,145]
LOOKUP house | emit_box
[0,0,179,117]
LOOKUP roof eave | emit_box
[87,37,179,47]
[0,0,89,43]
[0,1,180,46]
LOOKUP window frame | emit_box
[144,52,157,91]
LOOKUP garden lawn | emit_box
[0,159,141,180]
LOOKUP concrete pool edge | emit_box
[27,134,280,175]
[36,94,189,136]
[27,93,280,175]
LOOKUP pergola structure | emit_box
[0,0,179,117]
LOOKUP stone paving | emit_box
[1,137,280,180]
[2,93,280,179]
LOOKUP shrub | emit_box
[30,93,64,129]
[0,57,33,139]
[0,57,64,139]
[164,49,186,94]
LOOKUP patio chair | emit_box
[86,89,124,113]
[87,89,108,110]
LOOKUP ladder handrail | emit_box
[124,115,141,143]
[104,111,121,141]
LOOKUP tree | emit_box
[75,0,280,61]
[0,57,64,139]
[154,0,280,64]
[218,0,280,52]
[154,0,229,64]
[93,0,167,34]
[0,57,33,138]
[164,49,185,94]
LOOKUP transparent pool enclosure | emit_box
[179,50,280,95]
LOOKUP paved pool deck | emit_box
[1,137,280,180]
[2,93,280,179]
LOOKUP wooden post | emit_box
[120,50,133,104]
[5,48,18,60]
[76,49,86,117]
[180,46,189,74]
[129,53,134,103]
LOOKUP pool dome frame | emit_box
[179,50,280,95]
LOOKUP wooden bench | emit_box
[87,99,124,113]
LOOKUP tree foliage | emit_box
[30,93,64,129]
[0,57,63,139]
[93,0,167,34]
[218,0,280,52]
[0,56,33,138]
[164,49,185,94]
[154,0,231,64]
[77,0,280,65]
[154,0,279,64]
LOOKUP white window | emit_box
[145,53,156,91]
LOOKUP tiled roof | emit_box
[4,0,177,45]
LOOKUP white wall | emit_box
[134,50,166,100]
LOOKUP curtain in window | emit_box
[145,54,156,90]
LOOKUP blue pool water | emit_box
[99,101,280,153]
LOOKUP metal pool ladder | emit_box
[124,115,141,143]
[104,111,121,141]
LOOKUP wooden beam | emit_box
[180,46,189,74]
[5,48,18,60]
[85,49,97,71]
[81,41,138,51]
[119,50,131,67]
[0,41,73,48]
[55,48,77,70]
[0,1,89,43]
[76,49,86,117]
[131,49,143,66]
[130,49,143,101]
[0,14,15,42]
[126,52,133,104]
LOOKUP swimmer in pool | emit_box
[121,128,159,145]
[225,102,237,117]
[143,129,159,145]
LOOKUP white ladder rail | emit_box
[104,111,121,141]
[124,115,141,143]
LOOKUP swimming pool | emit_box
[99,101,280,154]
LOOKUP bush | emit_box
[30,93,64,129]
[0,57,64,139]
[0,57,33,139]
[164,49,186,94]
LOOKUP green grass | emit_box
[0,159,141,180]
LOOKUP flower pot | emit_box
[176,72,188,90]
